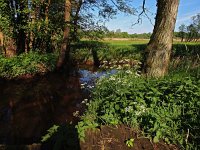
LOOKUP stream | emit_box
[0,67,116,145]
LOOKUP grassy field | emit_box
[103,38,200,46]
[103,39,149,46]
[73,39,200,65]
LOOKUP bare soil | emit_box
[80,125,179,150]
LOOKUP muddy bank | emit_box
[80,125,179,150]
[0,68,88,145]
[0,66,116,146]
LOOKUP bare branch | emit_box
[133,0,154,26]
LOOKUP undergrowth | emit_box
[0,51,58,79]
[76,69,200,149]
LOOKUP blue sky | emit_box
[105,0,200,34]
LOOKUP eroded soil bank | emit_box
[80,125,179,150]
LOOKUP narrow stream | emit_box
[0,67,116,145]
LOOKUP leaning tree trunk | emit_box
[56,0,72,69]
[143,0,180,77]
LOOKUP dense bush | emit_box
[77,70,200,149]
[0,52,58,78]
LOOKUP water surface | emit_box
[0,67,115,145]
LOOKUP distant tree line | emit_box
[175,13,200,42]
[103,30,151,39]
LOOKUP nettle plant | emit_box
[77,70,200,149]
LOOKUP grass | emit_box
[103,39,149,46]
[103,38,200,46]
[73,39,200,149]
[39,39,200,149]
[72,40,200,67]
[77,67,200,149]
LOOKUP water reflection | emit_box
[0,70,82,144]
[0,68,116,145]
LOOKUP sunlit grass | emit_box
[103,39,149,46]
[102,38,200,46]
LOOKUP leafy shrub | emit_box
[0,52,58,78]
[41,125,59,142]
[77,70,200,149]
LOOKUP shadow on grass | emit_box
[0,124,80,150]
[41,124,80,150]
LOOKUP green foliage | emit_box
[72,41,200,71]
[103,30,151,39]
[41,124,80,150]
[0,0,12,36]
[169,56,200,78]
[172,43,200,57]
[77,69,200,149]
[176,13,200,42]
[0,52,58,78]
[71,41,144,65]
[125,138,134,147]
[41,125,59,142]
[76,117,99,142]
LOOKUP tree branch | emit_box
[133,0,154,26]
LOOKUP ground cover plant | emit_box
[77,68,200,149]
[75,41,200,149]
[0,52,58,79]
[39,40,200,149]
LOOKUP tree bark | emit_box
[16,0,28,54]
[72,0,82,41]
[143,0,180,77]
[56,0,72,69]
[45,0,51,23]
[0,32,4,54]
[44,0,52,53]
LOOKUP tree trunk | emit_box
[181,32,184,42]
[44,0,52,53]
[16,0,27,54]
[143,0,180,77]
[72,0,82,41]
[56,0,72,69]
[45,0,51,23]
[0,32,4,55]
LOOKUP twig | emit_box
[185,128,189,144]
[133,0,154,26]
